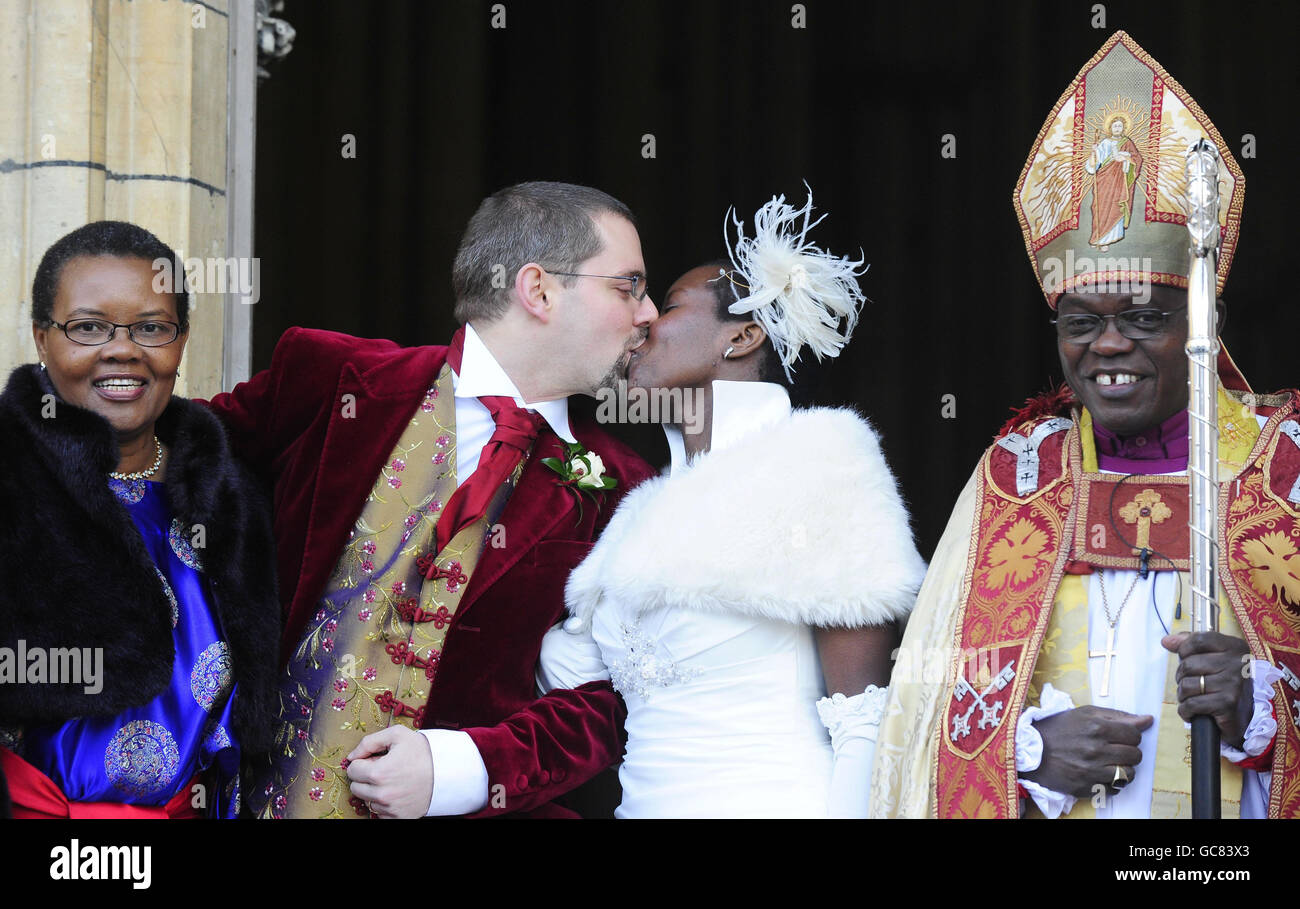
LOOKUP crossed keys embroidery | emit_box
[1280,663,1300,728]
[950,661,1017,742]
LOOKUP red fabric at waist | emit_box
[0,746,202,819]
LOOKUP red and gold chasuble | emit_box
[935,387,1300,818]
[254,364,522,818]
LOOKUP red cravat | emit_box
[432,327,544,559]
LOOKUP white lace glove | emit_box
[816,685,888,819]
[1015,682,1077,819]
[535,615,609,695]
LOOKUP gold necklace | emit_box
[109,436,163,481]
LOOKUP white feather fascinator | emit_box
[722,184,867,380]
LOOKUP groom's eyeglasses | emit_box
[548,271,649,302]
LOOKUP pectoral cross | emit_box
[1089,626,1119,698]
[1118,488,1172,552]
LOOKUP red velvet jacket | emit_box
[205,327,655,817]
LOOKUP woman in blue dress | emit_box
[0,221,279,818]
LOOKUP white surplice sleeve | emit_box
[1014,682,1077,819]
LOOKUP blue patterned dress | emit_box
[17,478,241,817]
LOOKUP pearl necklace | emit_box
[109,437,163,481]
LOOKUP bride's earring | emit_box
[723,346,734,359]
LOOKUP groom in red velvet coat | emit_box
[206,182,657,817]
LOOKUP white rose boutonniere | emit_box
[542,441,617,520]
[571,451,606,489]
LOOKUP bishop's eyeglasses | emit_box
[1051,306,1187,344]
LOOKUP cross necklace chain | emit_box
[1089,569,1142,698]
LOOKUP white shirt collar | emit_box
[665,380,792,473]
[452,322,576,443]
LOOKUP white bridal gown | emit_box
[541,381,923,818]
[590,603,836,818]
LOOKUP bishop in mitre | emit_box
[871,31,1300,819]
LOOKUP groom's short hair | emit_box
[452,181,635,324]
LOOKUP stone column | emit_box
[0,0,234,398]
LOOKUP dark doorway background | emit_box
[253,0,1298,558]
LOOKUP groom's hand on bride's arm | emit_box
[346,726,435,819]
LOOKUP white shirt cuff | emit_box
[1221,661,1285,763]
[1015,682,1077,818]
[419,729,490,816]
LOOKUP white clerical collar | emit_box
[665,380,791,473]
[452,322,576,443]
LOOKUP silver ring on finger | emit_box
[1111,765,1131,792]
[1200,675,1206,695]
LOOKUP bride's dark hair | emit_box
[700,259,791,388]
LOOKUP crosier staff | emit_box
[1185,137,1222,819]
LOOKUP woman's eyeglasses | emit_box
[48,318,182,347]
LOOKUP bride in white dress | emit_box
[539,189,927,817]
